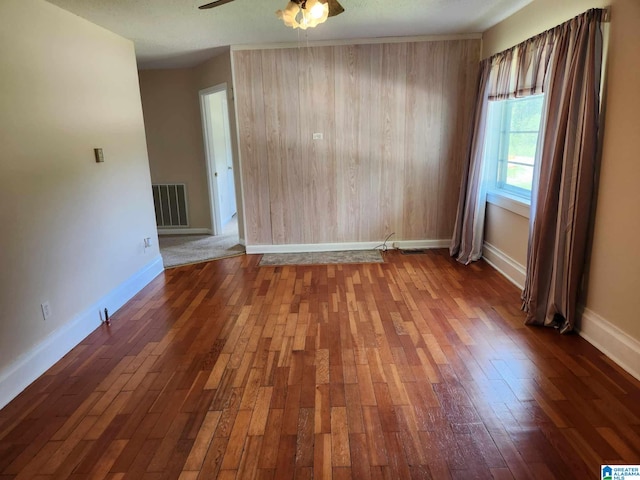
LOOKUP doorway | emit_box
[199,84,238,236]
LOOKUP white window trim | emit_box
[486,190,530,219]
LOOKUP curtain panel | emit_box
[449,60,492,264]
[523,9,606,333]
[450,24,557,264]
[451,8,607,333]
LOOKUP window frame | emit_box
[485,94,545,203]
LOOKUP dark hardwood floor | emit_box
[1,250,639,479]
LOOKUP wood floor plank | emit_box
[220,410,251,470]
[1,251,639,479]
[183,411,221,471]
[331,407,351,467]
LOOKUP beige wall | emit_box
[0,0,159,374]
[233,40,480,246]
[482,0,640,341]
[139,51,245,239]
[484,203,529,266]
[139,69,211,230]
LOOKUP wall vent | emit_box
[152,184,189,228]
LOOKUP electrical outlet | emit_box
[144,237,152,249]
[41,301,52,320]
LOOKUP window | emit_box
[486,95,544,199]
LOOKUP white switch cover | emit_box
[41,301,52,320]
[312,133,323,140]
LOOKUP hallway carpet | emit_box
[159,217,244,268]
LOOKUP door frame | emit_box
[199,83,234,236]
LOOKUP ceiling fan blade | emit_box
[198,0,235,10]
[326,0,344,17]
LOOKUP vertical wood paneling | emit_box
[298,47,337,244]
[233,39,480,246]
[403,41,445,240]
[334,44,373,242]
[437,40,481,238]
[368,44,385,239]
[379,43,407,240]
[261,49,303,244]
[234,50,272,245]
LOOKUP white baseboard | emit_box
[245,239,450,255]
[0,256,164,410]
[577,307,640,381]
[482,241,526,290]
[157,228,212,236]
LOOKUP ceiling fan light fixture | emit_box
[276,0,329,30]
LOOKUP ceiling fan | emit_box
[198,0,345,18]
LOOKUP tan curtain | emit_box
[450,19,555,264]
[449,59,492,264]
[522,9,606,333]
[451,9,606,332]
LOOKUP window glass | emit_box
[487,95,544,199]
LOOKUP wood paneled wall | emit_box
[233,39,480,246]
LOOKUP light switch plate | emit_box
[94,148,104,163]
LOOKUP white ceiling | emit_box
[45,0,532,69]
